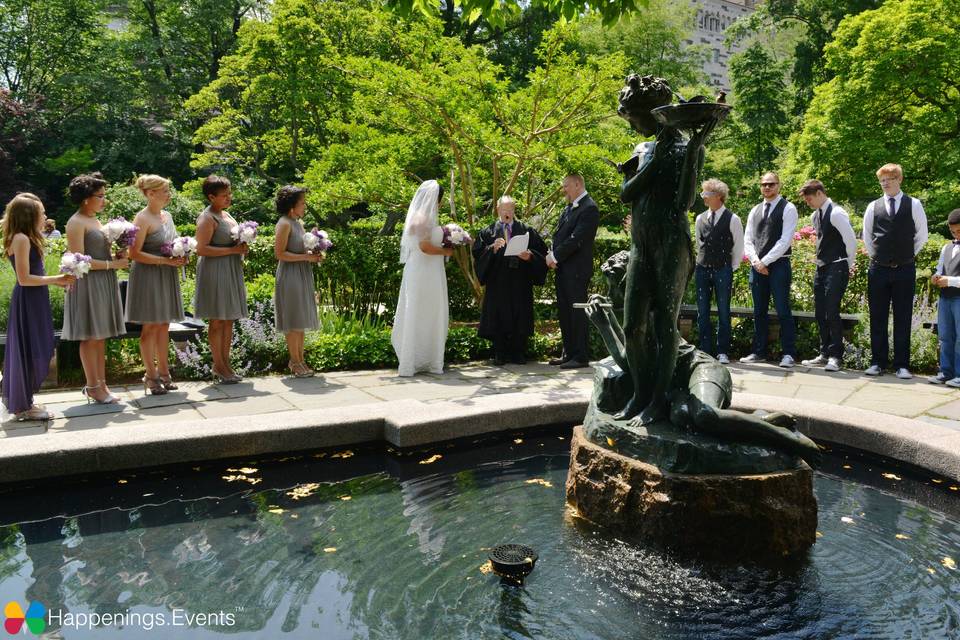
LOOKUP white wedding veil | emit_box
[399,180,440,263]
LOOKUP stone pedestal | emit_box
[565,426,818,559]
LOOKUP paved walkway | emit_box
[4,361,960,440]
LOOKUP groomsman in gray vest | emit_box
[798,180,857,372]
[740,172,798,368]
[694,178,743,365]
[862,163,928,378]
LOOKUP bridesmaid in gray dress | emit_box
[273,186,322,377]
[127,174,188,395]
[63,173,128,404]
[194,175,248,383]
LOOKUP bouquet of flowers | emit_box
[441,223,471,249]
[302,228,333,255]
[230,221,259,244]
[60,252,92,290]
[160,236,198,259]
[102,218,138,250]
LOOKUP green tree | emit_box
[781,0,960,229]
[726,42,791,180]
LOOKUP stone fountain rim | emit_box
[0,390,957,485]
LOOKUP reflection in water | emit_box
[0,434,959,639]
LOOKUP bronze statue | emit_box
[615,75,721,426]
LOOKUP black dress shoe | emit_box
[559,359,590,369]
[549,358,567,366]
[510,357,527,365]
[493,356,507,366]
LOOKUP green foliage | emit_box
[384,0,640,30]
[782,0,960,223]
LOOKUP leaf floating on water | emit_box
[895,533,910,540]
[606,437,617,447]
[882,473,902,480]
[513,439,524,444]
[943,557,956,570]
[331,450,354,459]
[312,453,327,459]
[339,495,352,501]
[815,531,823,538]
[932,479,943,484]
[950,486,959,492]
[287,483,320,500]
[222,475,262,485]
[118,479,128,484]
[323,547,337,553]
[525,478,553,488]
[226,467,258,474]
[842,465,852,470]
[419,454,442,465]
[268,508,286,515]
[479,561,493,575]
[927,567,936,574]
[290,514,299,519]
[840,516,855,524]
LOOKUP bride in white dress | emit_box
[392,180,454,376]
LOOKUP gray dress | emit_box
[125,213,185,324]
[274,217,319,332]
[62,227,125,340]
[193,209,248,320]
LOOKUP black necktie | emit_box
[888,197,896,217]
[762,202,770,223]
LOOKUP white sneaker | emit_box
[895,368,913,380]
[928,373,949,385]
[779,355,795,368]
[717,354,730,365]
[824,357,841,372]
[864,365,882,376]
[801,354,828,367]
[947,377,960,388]
[739,353,763,364]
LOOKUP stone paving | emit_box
[4,360,960,440]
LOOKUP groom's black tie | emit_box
[558,203,572,230]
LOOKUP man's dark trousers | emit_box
[556,267,589,363]
[867,263,915,370]
[749,257,796,357]
[814,261,849,359]
[695,264,732,356]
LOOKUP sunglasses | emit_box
[760,182,779,187]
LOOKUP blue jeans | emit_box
[695,264,732,356]
[937,295,960,378]
[749,258,795,357]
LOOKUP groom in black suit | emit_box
[548,174,600,368]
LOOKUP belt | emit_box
[871,260,914,268]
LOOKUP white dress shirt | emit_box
[861,191,928,258]
[936,241,960,288]
[743,195,798,267]
[695,207,744,270]
[812,198,857,270]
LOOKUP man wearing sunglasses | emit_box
[861,163,928,379]
[693,178,743,365]
[740,172,798,368]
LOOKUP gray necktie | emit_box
[888,197,896,217]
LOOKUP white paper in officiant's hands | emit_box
[503,232,529,256]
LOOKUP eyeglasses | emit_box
[760,182,779,187]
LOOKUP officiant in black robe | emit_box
[473,196,549,365]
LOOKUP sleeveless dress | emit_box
[2,246,55,414]
[62,227,124,340]
[274,217,319,331]
[391,226,449,376]
[194,209,248,320]
[125,213,185,324]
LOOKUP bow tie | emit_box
[953,240,960,245]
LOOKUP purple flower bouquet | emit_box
[102,218,139,251]
[441,223,471,249]
[230,221,259,244]
[302,228,333,255]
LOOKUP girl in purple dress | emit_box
[1,194,74,422]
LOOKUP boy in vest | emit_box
[798,180,857,372]
[694,178,744,365]
[928,209,960,386]
[740,172,798,368]
[862,163,928,378]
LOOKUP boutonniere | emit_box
[572,201,579,209]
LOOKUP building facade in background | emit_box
[686,0,757,90]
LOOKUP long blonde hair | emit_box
[1,193,45,254]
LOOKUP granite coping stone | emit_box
[1,389,959,485]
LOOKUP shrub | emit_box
[102,183,204,226]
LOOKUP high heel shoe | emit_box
[142,376,168,396]
[289,361,314,378]
[98,380,122,404]
[158,374,178,391]
[82,383,120,405]
[212,368,239,385]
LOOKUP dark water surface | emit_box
[1,431,959,639]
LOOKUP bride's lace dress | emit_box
[392,182,449,376]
